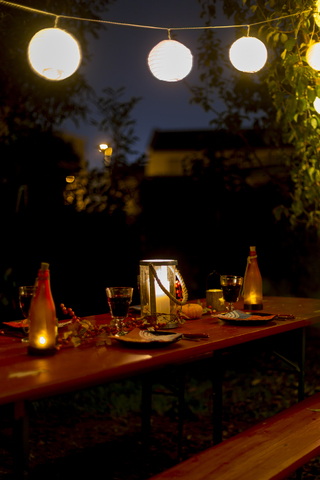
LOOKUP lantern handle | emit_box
[150,264,188,306]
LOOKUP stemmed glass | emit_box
[220,275,243,312]
[18,286,36,339]
[106,287,133,336]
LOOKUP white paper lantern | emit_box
[229,36,268,73]
[314,0,320,28]
[148,39,193,82]
[28,28,81,81]
[307,43,320,71]
[314,97,320,114]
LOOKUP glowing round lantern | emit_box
[314,0,320,28]
[229,36,267,73]
[28,28,81,81]
[148,39,193,82]
[314,97,320,114]
[307,43,320,71]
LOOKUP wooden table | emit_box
[1,296,320,477]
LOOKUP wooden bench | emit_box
[149,392,320,480]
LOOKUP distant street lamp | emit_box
[99,143,113,167]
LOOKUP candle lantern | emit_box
[28,263,57,356]
[243,246,263,310]
[139,259,188,320]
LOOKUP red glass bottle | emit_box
[243,246,263,310]
[28,262,57,356]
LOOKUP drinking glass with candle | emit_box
[220,275,243,312]
[106,287,133,335]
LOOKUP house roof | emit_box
[149,129,276,152]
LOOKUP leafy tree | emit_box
[64,87,145,222]
[191,0,320,234]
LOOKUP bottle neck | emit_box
[248,254,257,264]
[38,269,50,282]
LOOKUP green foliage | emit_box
[192,0,320,233]
[65,87,145,221]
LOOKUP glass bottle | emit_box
[243,246,263,310]
[28,262,56,356]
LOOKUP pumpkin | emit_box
[181,303,203,320]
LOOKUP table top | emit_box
[1,296,320,406]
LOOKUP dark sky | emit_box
[61,0,229,169]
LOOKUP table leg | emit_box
[273,327,306,402]
[141,368,186,459]
[141,373,152,452]
[13,400,29,479]
[296,328,306,480]
[177,369,185,461]
[212,350,223,445]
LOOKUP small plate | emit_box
[3,320,71,330]
[220,317,275,326]
[215,310,276,326]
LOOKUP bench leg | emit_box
[13,400,29,480]
[212,350,223,445]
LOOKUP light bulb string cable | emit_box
[0,0,314,35]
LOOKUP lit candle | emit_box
[38,335,47,346]
[155,266,170,314]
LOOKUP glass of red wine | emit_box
[220,275,243,312]
[19,286,36,339]
[106,287,133,335]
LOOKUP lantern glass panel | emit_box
[139,260,177,315]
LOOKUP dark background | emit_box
[2,138,319,322]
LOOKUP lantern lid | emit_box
[140,259,177,266]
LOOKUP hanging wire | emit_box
[0,0,314,35]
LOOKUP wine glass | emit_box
[220,275,243,312]
[106,287,133,336]
[18,286,36,339]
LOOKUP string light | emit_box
[314,97,320,113]
[148,38,193,82]
[0,0,315,81]
[28,27,81,80]
[307,42,320,70]
[314,0,320,27]
[229,35,268,73]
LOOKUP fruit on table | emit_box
[181,303,203,319]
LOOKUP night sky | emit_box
[61,0,230,169]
